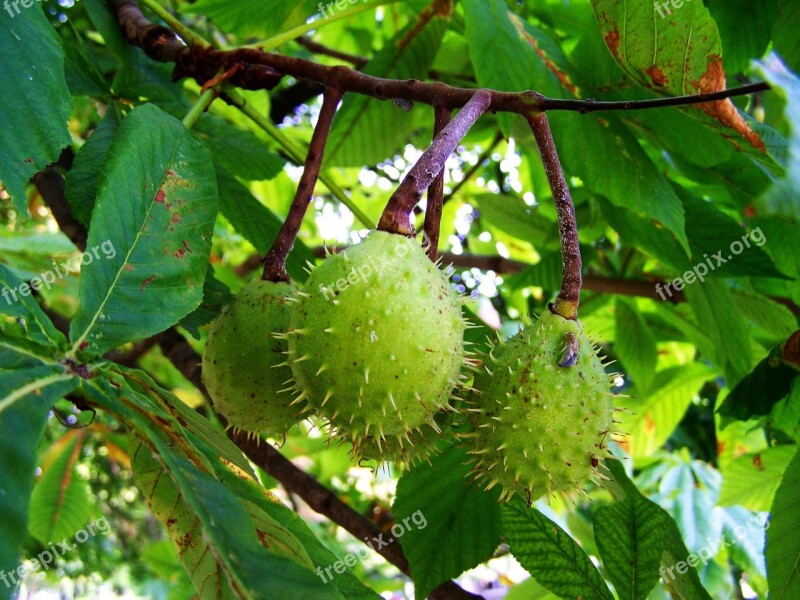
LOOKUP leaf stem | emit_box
[263,87,343,282]
[182,87,217,129]
[527,112,581,320]
[138,0,211,48]
[379,90,492,236]
[423,105,451,260]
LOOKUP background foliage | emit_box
[1,0,799,598]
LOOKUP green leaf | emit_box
[685,279,752,385]
[464,0,568,133]
[327,11,448,166]
[215,166,312,282]
[732,291,798,342]
[603,460,713,600]
[0,368,77,600]
[591,0,767,155]
[65,107,122,228]
[28,430,100,543]
[472,194,556,245]
[502,496,614,600]
[504,252,563,292]
[85,375,340,600]
[179,266,233,339]
[706,0,774,75]
[0,263,66,349]
[196,115,286,181]
[615,299,657,392]
[618,363,714,459]
[552,112,689,253]
[187,0,321,39]
[393,448,501,600]
[766,448,800,599]
[717,338,800,426]
[718,445,796,511]
[69,104,218,356]
[594,497,669,600]
[0,5,71,214]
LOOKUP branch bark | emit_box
[528,113,581,319]
[263,86,343,282]
[109,0,769,116]
[379,91,492,235]
[423,105,451,260]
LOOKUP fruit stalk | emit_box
[423,105,452,260]
[263,86,343,282]
[528,112,582,320]
[378,90,492,236]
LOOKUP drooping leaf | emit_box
[593,496,670,600]
[766,448,800,599]
[393,448,502,600]
[603,460,713,600]
[0,5,72,214]
[69,104,218,356]
[773,0,800,73]
[591,0,766,154]
[502,496,614,600]
[0,368,77,599]
[615,299,657,392]
[28,430,101,544]
[85,374,340,600]
[618,363,714,459]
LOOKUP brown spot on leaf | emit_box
[154,189,166,204]
[123,264,134,272]
[604,29,620,56]
[172,212,182,224]
[646,65,667,87]
[140,275,156,291]
[644,413,656,434]
[694,56,766,152]
[752,454,764,471]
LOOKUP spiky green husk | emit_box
[466,310,615,503]
[287,231,467,444]
[202,280,300,437]
[353,412,453,467]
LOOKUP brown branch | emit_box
[379,91,492,236]
[262,86,343,282]
[423,106,451,260]
[110,0,769,116]
[528,113,581,319]
[32,149,87,252]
